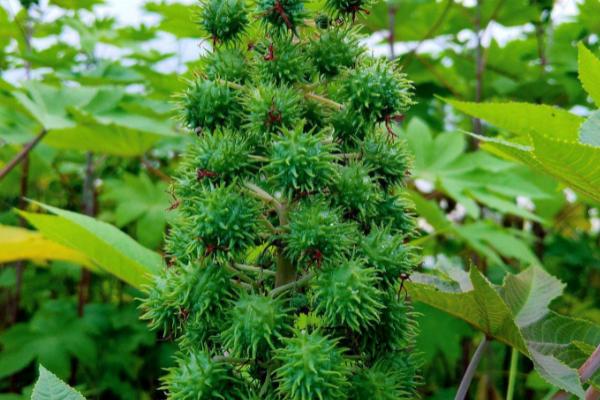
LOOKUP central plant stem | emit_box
[275,251,296,287]
[275,203,296,287]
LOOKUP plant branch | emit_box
[388,5,397,59]
[586,387,600,400]
[553,345,600,400]
[303,92,343,110]
[142,157,171,183]
[234,263,276,276]
[225,263,256,286]
[402,0,454,68]
[216,78,343,110]
[472,0,484,137]
[0,129,48,181]
[270,272,314,297]
[231,279,253,291]
[245,182,281,208]
[455,336,489,400]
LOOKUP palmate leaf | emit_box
[19,202,163,289]
[32,365,85,400]
[445,99,584,143]
[101,173,170,249]
[409,191,540,266]
[445,45,600,205]
[408,266,600,398]
[403,118,553,220]
[0,300,97,381]
[407,268,529,353]
[7,82,176,157]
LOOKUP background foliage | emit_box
[0,0,598,399]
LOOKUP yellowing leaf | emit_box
[0,225,93,268]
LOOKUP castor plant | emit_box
[141,0,421,398]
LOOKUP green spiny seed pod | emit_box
[359,290,418,357]
[329,106,369,145]
[325,0,375,19]
[163,221,198,265]
[312,258,384,331]
[256,36,312,84]
[361,225,416,286]
[309,27,362,77]
[266,125,338,198]
[171,263,234,327]
[341,58,413,123]
[198,0,249,44]
[162,349,244,399]
[362,129,412,186]
[203,48,249,83]
[256,0,308,34]
[222,294,288,358]
[184,129,254,185]
[140,268,181,336]
[181,79,241,132]
[314,13,330,29]
[349,358,410,400]
[284,199,358,265]
[375,191,417,237]
[144,0,423,397]
[243,83,303,137]
[332,161,381,222]
[275,331,350,400]
[191,184,261,257]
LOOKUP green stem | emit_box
[506,347,519,400]
[270,272,314,297]
[275,251,296,288]
[304,92,343,110]
[234,263,276,276]
[224,263,255,286]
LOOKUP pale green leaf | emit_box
[580,111,600,147]
[410,265,597,397]
[31,365,86,400]
[407,267,529,353]
[500,267,565,327]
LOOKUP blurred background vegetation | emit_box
[0,0,598,399]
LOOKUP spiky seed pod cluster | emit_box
[198,0,249,44]
[141,0,422,398]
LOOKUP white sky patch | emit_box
[1,0,585,78]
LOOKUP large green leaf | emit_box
[0,300,97,381]
[408,266,600,398]
[447,119,600,205]
[100,173,170,249]
[19,203,163,289]
[578,43,600,107]
[403,118,552,220]
[409,191,540,266]
[32,365,85,400]
[446,99,583,143]
[8,82,176,156]
[408,268,528,353]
